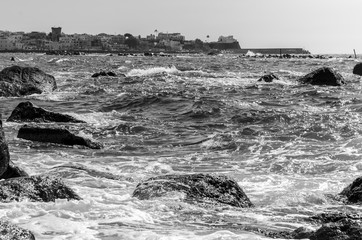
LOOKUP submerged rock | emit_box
[0,220,35,240]
[91,71,117,78]
[133,173,254,208]
[353,63,362,76]
[298,67,345,86]
[257,73,279,82]
[7,101,85,123]
[0,65,57,97]
[17,125,103,149]
[0,175,81,202]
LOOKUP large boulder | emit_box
[309,219,362,240]
[0,65,57,97]
[0,115,28,179]
[353,63,362,76]
[91,71,117,78]
[298,67,345,86]
[0,175,81,202]
[0,220,35,240]
[17,125,103,149]
[7,101,85,123]
[133,173,254,208]
[337,176,362,204]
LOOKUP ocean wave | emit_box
[127,66,179,77]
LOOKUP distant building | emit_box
[157,32,185,41]
[218,35,238,43]
[51,27,62,42]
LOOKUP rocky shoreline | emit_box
[1,63,362,239]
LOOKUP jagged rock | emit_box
[0,115,28,180]
[0,175,81,202]
[257,73,279,82]
[0,220,35,240]
[7,101,85,123]
[337,176,362,203]
[133,173,254,208]
[0,65,57,97]
[17,125,103,149]
[0,116,10,177]
[91,71,117,78]
[353,63,362,76]
[298,67,345,86]
[309,219,362,240]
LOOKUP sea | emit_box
[0,52,362,240]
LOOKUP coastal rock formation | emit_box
[91,71,117,78]
[0,65,57,97]
[133,173,254,208]
[353,63,362,76]
[298,67,345,86]
[257,73,279,82]
[0,175,81,202]
[0,220,35,240]
[0,115,10,177]
[17,125,103,149]
[7,101,85,123]
[337,176,362,203]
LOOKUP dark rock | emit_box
[91,71,117,78]
[257,73,279,82]
[7,101,85,123]
[353,63,362,76]
[133,173,254,208]
[0,115,28,179]
[0,175,81,202]
[0,220,35,240]
[17,125,103,149]
[309,219,362,240]
[337,176,362,203]
[298,67,345,86]
[0,65,57,97]
[0,116,10,177]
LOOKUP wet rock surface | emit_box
[0,175,81,202]
[0,65,57,97]
[337,176,362,204]
[17,125,103,149]
[7,101,85,123]
[0,220,35,240]
[257,73,279,82]
[91,71,117,77]
[298,67,345,86]
[133,173,254,208]
[353,63,362,76]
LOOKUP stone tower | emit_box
[51,27,61,42]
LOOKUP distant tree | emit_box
[124,34,139,49]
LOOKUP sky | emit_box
[1,0,362,54]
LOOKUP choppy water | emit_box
[0,53,362,239]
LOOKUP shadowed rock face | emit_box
[258,73,279,82]
[338,176,362,204]
[0,175,81,202]
[17,125,102,149]
[0,220,35,240]
[298,67,345,86]
[133,173,254,208]
[0,116,9,177]
[0,65,57,97]
[309,219,362,240]
[353,63,362,76]
[7,101,85,123]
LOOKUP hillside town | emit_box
[0,27,241,53]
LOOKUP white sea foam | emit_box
[127,66,179,77]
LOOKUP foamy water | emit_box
[0,53,362,239]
